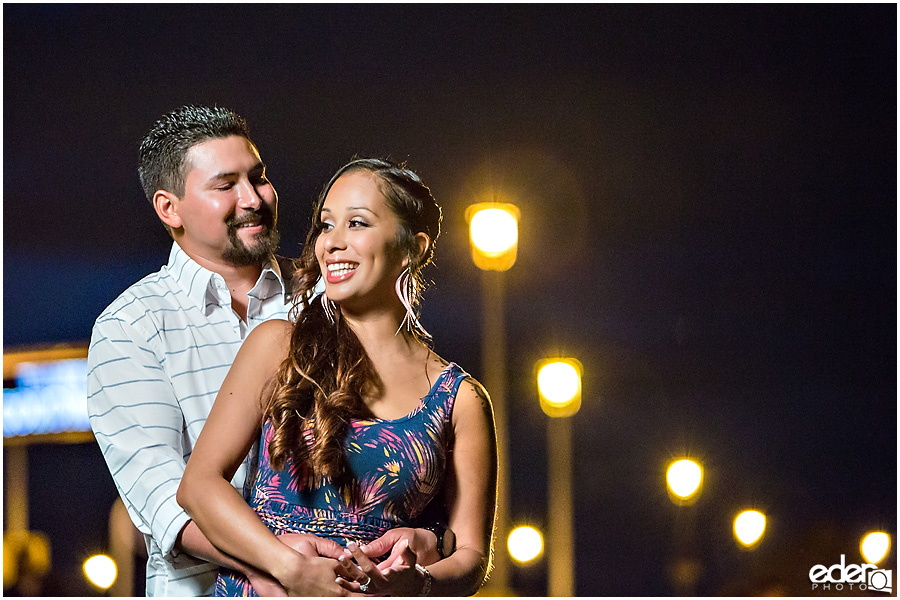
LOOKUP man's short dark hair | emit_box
[138,105,251,202]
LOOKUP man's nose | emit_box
[237,179,262,210]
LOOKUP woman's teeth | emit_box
[328,262,357,277]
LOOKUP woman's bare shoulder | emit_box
[453,373,493,418]
[251,318,293,337]
[240,319,292,361]
[457,375,490,404]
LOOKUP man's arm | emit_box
[177,520,346,596]
[87,314,194,559]
[176,520,288,596]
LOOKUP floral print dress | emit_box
[214,363,468,597]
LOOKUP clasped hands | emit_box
[250,528,435,596]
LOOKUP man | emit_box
[87,106,448,596]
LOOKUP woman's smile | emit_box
[325,260,359,283]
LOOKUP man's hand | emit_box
[277,532,345,560]
[273,555,349,597]
[360,527,440,569]
[244,565,287,597]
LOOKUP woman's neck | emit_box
[340,306,424,363]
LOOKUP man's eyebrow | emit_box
[209,162,266,181]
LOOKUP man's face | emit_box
[174,135,279,267]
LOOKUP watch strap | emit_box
[415,563,433,596]
[421,523,448,559]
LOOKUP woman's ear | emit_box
[404,233,431,269]
[153,190,183,230]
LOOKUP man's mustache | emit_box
[227,208,274,229]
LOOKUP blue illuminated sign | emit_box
[3,358,90,437]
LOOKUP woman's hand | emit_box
[336,540,426,596]
[358,527,440,568]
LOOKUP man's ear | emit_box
[153,190,183,230]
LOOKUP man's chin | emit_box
[223,231,279,267]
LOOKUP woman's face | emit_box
[315,171,407,312]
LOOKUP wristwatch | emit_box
[422,523,456,559]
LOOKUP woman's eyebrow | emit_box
[347,206,378,215]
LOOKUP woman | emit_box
[178,158,498,596]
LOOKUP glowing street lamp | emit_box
[83,554,117,590]
[537,359,582,418]
[861,531,891,564]
[537,357,582,596]
[466,201,520,595]
[666,459,703,505]
[466,203,520,271]
[733,510,766,549]
[508,526,544,564]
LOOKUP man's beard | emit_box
[222,210,280,267]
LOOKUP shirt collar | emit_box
[166,242,290,312]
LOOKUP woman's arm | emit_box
[177,319,347,596]
[424,377,498,595]
[342,376,498,596]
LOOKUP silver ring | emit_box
[359,576,372,593]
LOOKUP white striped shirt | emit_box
[87,243,294,596]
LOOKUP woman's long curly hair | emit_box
[263,158,442,480]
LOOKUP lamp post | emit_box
[466,202,519,594]
[537,358,582,597]
[665,458,703,595]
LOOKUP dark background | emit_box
[4,4,896,596]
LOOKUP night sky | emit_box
[4,4,896,596]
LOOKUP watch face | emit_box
[443,528,456,557]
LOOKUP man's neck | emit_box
[177,243,267,321]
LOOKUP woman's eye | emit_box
[349,219,369,228]
[318,222,333,231]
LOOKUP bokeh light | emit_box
[83,554,116,589]
[508,526,543,563]
[861,531,891,564]
[734,510,766,548]
[469,207,518,256]
[666,459,702,501]
[537,361,580,407]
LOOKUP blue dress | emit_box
[215,363,468,596]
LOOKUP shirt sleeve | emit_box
[87,311,191,558]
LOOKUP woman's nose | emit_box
[324,227,346,252]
